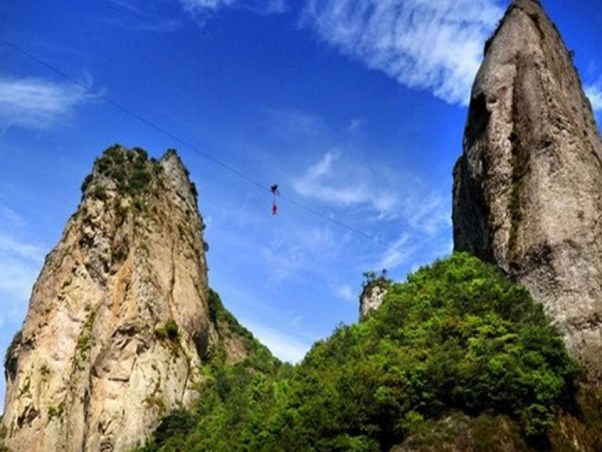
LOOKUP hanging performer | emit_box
[271,184,280,215]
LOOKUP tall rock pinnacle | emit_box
[2,147,259,451]
[453,0,602,378]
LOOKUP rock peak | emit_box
[160,148,188,183]
[359,273,391,320]
[2,146,257,451]
[160,148,199,211]
[514,0,541,5]
[454,0,602,379]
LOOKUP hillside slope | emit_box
[139,254,602,451]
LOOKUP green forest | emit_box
[138,253,582,451]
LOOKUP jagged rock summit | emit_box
[359,273,391,320]
[454,0,602,378]
[2,146,260,451]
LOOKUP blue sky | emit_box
[1,0,601,403]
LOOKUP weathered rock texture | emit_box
[395,388,602,452]
[2,147,258,451]
[359,283,389,320]
[454,0,602,378]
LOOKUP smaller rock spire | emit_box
[161,148,200,210]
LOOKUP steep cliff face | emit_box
[453,0,602,378]
[2,146,256,451]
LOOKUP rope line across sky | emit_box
[0,36,404,256]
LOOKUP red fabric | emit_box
[272,203,278,215]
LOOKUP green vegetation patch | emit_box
[360,269,391,303]
[47,401,65,421]
[155,319,179,342]
[83,145,162,198]
[205,289,276,372]
[138,254,580,451]
[76,309,97,364]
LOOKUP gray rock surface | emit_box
[453,0,602,379]
[359,284,388,320]
[2,147,252,451]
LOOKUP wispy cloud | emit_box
[346,118,364,133]
[292,151,451,273]
[107,0,182,32]
[0,234,46,262]
[0,205,24,228]
[261,240,305,285]
[301,0,503,105]
[180,0,287,17]
[258,224,346,286]
[334,284,356,302]
[0,199,46,328]
[402,191,451,236]
[296,226,345,256]
[373,192,450,272]
[264,0,287,13]
[377,233,413,270]
[292,152,398,217]
[180,0,236,12]
[265,108,329,138]
[242,319,311,363]
[0,75,97,131]
[0,235,44,329]
[585,84,602,112]
[0,257,40,305]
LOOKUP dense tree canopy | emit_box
[139,253,579,451]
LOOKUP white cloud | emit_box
[292,152,451,273]
[0,234,44,298]
[0,208,43,409]
[179,0,286,16]
[402,191,451,236]
[108,0,182,32]
[180,0,236,12]
[0,75,96,131]
[377,233,413,270]
[261,242,305,285]
[265,108,329,137]
[302,0,504,105]
[334,284,356,302]
[296,226,347,257]
[265,0,287,13]
[0,257,39,304]
[258,226,345,286]
[346,118,364,133]
[585,85,602,112]
[292,151,451,229]
[242,320,311,363]
[0,237,44,331]
[292,152,398,217]
[0,234,46,262]
[0,205,24,228]
[0,203,46,326]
